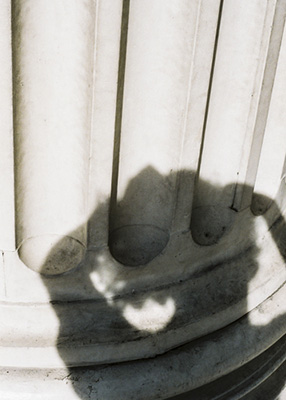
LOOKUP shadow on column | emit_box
[36,166,286,400]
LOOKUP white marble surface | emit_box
[1,0,286,399]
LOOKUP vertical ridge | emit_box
[172,0,223,233]
[196,0,224,180]
[87,0,125,248]
[233,0,286,211]
[0,1,15,252]
[109,0,130,227]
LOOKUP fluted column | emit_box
[1,1,286,399]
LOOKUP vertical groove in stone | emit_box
[233,0,286,212]
[191,0,276,245]
[251,0,286,215]
[12,0,95,274]
[0,2,15,251]
[87,0,124,248]
[108,0,217,266]
[172,0,222,234]
[107,0,130,250]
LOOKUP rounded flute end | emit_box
[18,234,86,275]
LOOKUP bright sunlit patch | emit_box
[248,307,278,327]
[89,270,117,298]
[122,297,176,333]
[90,271,108,294]
[89,250,127,297]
